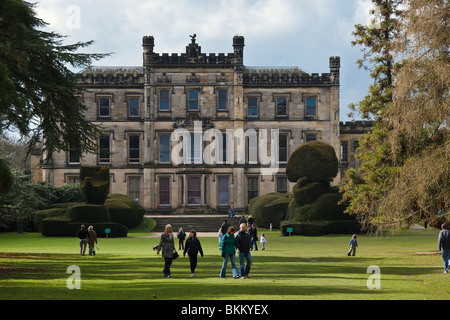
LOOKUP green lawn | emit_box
[0,227,449,300]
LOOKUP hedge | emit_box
[80,166,110,204]
[42,217,128,237]
[260,197,291,229]
[105,194,144,228]
[280,219,361,236]
[67,204,110,223]
[286,141,338,183]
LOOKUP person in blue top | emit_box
[219,226,239,279]
[347,234,358,256]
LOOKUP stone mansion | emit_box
[35,35,370,214]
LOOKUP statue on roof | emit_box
[190,34,197,43]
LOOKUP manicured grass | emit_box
[0,228,449,300]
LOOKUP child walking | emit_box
[260,233,267,250]
[183,230,204,277]
[347,234,358,256]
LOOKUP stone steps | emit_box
[146,215,242,233]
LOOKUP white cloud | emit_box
[33,0,373,121]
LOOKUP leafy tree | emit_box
[341,0,403,232]
[342,0,449,231]
[378,0,450,228]
[0,0,109,161]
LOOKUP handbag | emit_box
[172,250,179,260]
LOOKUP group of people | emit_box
[76,217,450,278]
[155,224,204,278]
[76,225,98,256]
[154,215,268,279]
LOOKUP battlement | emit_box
[77,66,144,86]
[143,34,243,67]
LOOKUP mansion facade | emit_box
[36,35,352,214]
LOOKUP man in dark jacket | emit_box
[438,222,450,273]
[235,223,252,278]
[76,225,90,256]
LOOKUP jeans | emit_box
[189,255,198,273]
[220,253,238,278]
[251,240,258,251]
[238,251,252,277]
[348,246,356,256]
[442,249,450,271]
[79,239,88,256]
[163,257,173,277]
[88,243,96,256]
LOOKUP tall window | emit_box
[247,97,258,117]
[159,177,170,206]
[129,135,140,163]
[278,134,288,162]
[341,141,348,162]
[217,89,228,111]
[99,136,110,163]
[99,98,110,117]
[218,177,229,205]
[129,178,140,202]
[159,134,171,163]
[128,98,140,117]
[159,89,170,111]
[306,97,317,117]
[276,97,287,117]
[247,133,258,164]
[277,176,287,194]
[188,89,199,111]
[187,177,201,205]
[218,134,227,164]
[68,147,80,164]
[190,133,202,164]
[248,177,258,204]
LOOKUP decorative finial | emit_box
[189,34,197,43]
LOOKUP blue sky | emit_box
[35,0,375,122]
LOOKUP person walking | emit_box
[347,234,358,256]
[260,233,267,250]
[177,227,186,251]
[235,223,252,279]
[248,223,258,251]
[76,225,89,256]
[87,225,97,256]
[219,226,239,279]
[157,224,176,278]
[247,215,255,226]
[438,222,450,273]
[183,230,204,277]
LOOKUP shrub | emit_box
[0,157,13,195]
[105,194,144,228]
[248,193,287,225]
[286,141,338,183]
[42,218,128,237]
[67,204,110,223]
[280,219,361,236]
[260,197,291,229]
[80,166,110,204]
[292,181,333,206]
[53,183,85,203]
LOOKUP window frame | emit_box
[188,88,200,112]
[305,96,318,117]
[159,176,171,206]
[275,96,288,118]
[158,89,171,112]
[98,97,111,118]
[217,88,229,111]
[99,135,111,164]
[246,96,259,118]
[128,134,141,164]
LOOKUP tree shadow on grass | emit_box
[0,252,441,300]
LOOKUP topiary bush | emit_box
[80,166,110,204]
[286,141,338,183]
[260,197,291,229]
[248,193,287,227]
[105,194,145,228]
[67,204,110,223]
